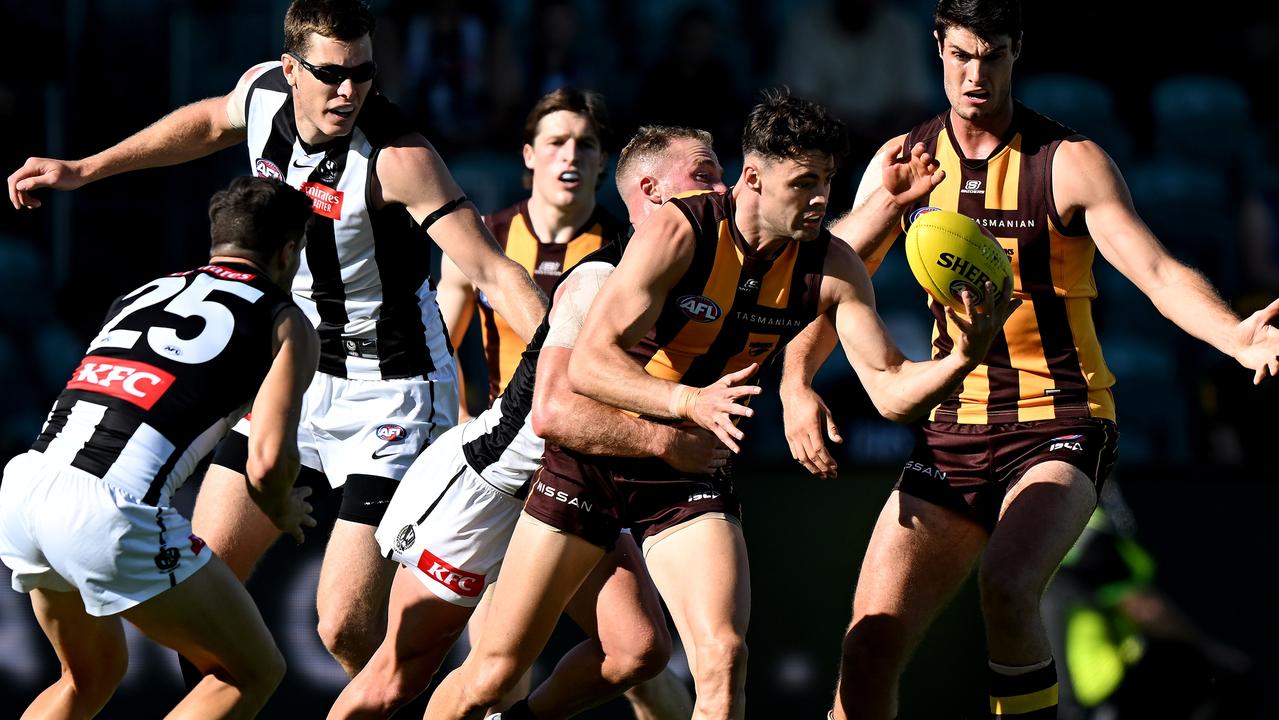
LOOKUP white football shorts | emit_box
[0,451,211,616]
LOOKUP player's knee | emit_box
[840,616,908,677]
[241,643,287,703]
[978,567,1042,620]
[463,656,526,709]
[690,631,747,685]
[317,612,375,666]
[609,627,671,685]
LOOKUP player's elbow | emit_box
[247,441,300,492]
[530,394,565,443]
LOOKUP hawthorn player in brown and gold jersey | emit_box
[438,87,620,413]
[780,2,1279,719]
[423,91,1015,720]
[475,199,621,400]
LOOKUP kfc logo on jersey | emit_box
[376,424,408,442]
[254,158,284,180]
[67,356,176,410]
[1049,434,1085,452]
[678,294,722,323]
[417,548,485,598]
[301,181,344,220]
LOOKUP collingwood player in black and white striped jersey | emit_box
[0,177,317,718]
[7,0,548,677]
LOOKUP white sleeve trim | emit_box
[225,61,282,130]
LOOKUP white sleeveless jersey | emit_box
[242,63,453,381]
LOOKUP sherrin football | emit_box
[904,208,1013,312]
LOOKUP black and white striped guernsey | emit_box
[32,263,296,506]
[244,64,453,381]
[458,241,625,498]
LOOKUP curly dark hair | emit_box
[209,177,313,260]
[741,88,848,168]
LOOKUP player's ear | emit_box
[522,144,536,172]
[639,175,661,204]
[934,30,944,57]
[742,163,761,192]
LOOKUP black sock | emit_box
[499,698,540,720]
[989,658,1058,718]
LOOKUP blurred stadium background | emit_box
[1,0,1275,717]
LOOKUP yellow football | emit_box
[904,208,1013,312]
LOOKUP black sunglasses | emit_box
[288,52,377,85]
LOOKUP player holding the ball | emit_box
[782,1,1279,718]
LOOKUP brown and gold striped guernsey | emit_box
[479,200,623,401]
[634,191,828,389]
[901,102,1116,424]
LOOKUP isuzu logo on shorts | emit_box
[417,548,485,598]
[376,424,407,442]
[1049,434,1084,452]
[67,356,176,410]
[678,294,721,323]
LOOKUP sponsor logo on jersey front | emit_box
[67,356,176,411]
[254,157,283,180]
[416,547,485,598]
[678,294,721,323]
[376,424,408,442]
[300,181,344,220]
[910,206,941,223]
[534,260,563,277]
[961,179,984,194]
[1049,434,1084,452]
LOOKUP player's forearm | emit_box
[781,317,838,393]
[1143,263,1240,356]
[568,342,690,420]
[481,261,548,343]
[246,441,300,524]
[536,391,670,458]
[80,98,244,182]
[861,352,974,424]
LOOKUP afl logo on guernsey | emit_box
[254,158,284,181]
[910,206,941,223]
[376,424,408,442]
[678,295,721,323]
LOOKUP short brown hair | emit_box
[209,177,313,261]
[742,88,848,169]
[284,0,376,56]
[521,88,611,188]
[615,125,714,197]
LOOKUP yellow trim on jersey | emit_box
[931,132,963,211]
[564,227,605,272]
[990,684,1059,715]
[642,221,741,381]
[986,136,1022,211]
[724,332,782,375]
[758,241,800,309]
[505,214,540,274]
[1050,224,1099,298]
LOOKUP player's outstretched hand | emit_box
[662,426,733,475]
[274,485,317,545]
[1232,297,1279,384]
[781,384,841,479]
[949,276,1021,367]
[676,363,762,453]
[8,157,86,210]
[884,141,945,207]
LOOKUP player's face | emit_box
[283,32,375,144]
[755,151,836,242]
[656,138,727,199]
[937,26,1018,125]
[524,110,604,209]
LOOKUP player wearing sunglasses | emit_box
[6,0,547,685]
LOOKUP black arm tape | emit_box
[421,195,471,231]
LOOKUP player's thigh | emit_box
[191,462,282,581]
[31,588,128,680]
[121,556,279,677]
[317,518,397,623]
[983,460,1097,592]
[385,565,475,661]
[852,490,987,631]
[564,531,667,651]
[644,515,750,649]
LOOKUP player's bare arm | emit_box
[779,315,843,479]
[246,305,319,544]
[7,67,257,210]
[375,135,548,342]
[1057,138,1279,382]
[568,202,761,451]
[824,239,1018,422]
[828,133,940,273]
[435,253,478,418]
[533,267,730,475]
